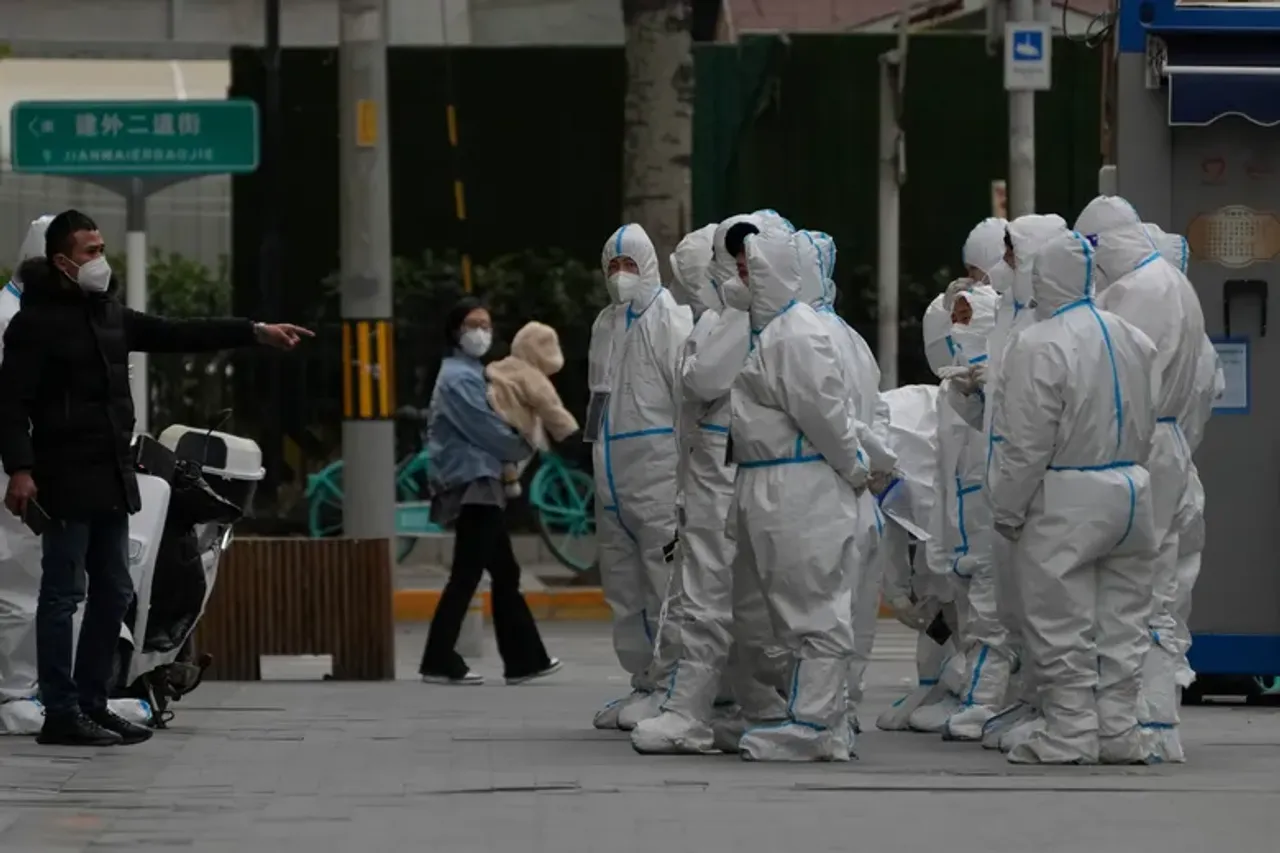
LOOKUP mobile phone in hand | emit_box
[925,611,953,646]
[23,500,51,536]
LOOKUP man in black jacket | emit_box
[0,209,311,747]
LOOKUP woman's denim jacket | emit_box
[426,352,531,490]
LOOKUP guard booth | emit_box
[1114,0,1280,698]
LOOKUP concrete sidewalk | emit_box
[2,622,1278,852]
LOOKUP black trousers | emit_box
[419,503,551,680]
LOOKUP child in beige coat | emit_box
[486,321,580,497]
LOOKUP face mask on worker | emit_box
[64,256,112,293]
[459,328,492,359]
[985,260,1015,295]
[721,277,752,312]
[606,271,643,305]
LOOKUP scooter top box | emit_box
[158,425,265,515]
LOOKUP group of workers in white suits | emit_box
[584,195,1220,765]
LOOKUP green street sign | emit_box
[9,99,260,176]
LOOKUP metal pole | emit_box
[877,52,901,390]
[125,178,149,435]
[1008,0,1036,218]
[259,0,284,505]
[339,0,396,541]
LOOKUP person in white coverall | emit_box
[630,217,789,753]
[1146,223,1224,697]
[0,216,54,732]
[934,283,1017,741]
[872,384,961,734]
[940,214,1070,751]
[1074,197,1206,763]
[792,230,896,734]
[989,229,1162,765]
[904,218,1011,735]
[728,227,869,762]
[589,224,694,730]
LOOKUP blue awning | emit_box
[1166,38,1280,127]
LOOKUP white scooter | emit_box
[116,422,263,725]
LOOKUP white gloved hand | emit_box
[867,468,899,498]
[942,278,974,311]
[995,522,1023,542]
[887,594,929,631]
[943,366,979,396]
[970,362,987,388]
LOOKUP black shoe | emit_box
[36,712,124,747]
[87,709,154,745]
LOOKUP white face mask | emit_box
[70,256,112,293]
[1011,267,1035,308]
[721,278,752,312]
[459,328,492,359]
[985,260,1015,295]
[606,271,642,305]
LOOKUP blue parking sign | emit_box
[1012,28,1044,61]
[1004,22,1052,91]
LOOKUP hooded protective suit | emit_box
[1147,222,1224,693]
[956,214,1070,749]
[933,285,1018,740]
[904,219,1010,734]
[793,230,895,732]
[871,384,969,733]
[589,224,694,730]
[988,230,1161,765]
[630,220,787,751]
[0,215,53,720]
[1074,197,1206,763]
[729,229,868,762]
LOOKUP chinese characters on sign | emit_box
[9,99,260,176]
[72,111,204,139]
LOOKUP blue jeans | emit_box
[36,512,133,717]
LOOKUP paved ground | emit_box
[2,622,1278,852]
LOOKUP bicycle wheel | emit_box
[306,460,345,538]
[530,457,597,573]
[395,451,440,563]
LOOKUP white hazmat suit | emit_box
[0,216,53,733]
[729,230,868,762]
[793,230,895,731]
[1074,197,1207,763]
[1146,222,1223,693]
[630,219,785,752]
[989,230,1160,765]
[936,285,1017,741]
[589,224,693,730]
[906,219,1010,734]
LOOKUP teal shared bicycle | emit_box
[305,409,597,572]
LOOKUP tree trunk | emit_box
[621,0,694,280]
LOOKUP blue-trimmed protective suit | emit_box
[1075,196,1207,764]
[935,285,1018,741]
[0,216,53,723]
[989,230,1161,765]
[792,230,897,733]
[729,229,869,762]
[1147,223,1224,693]
[630,215,791,751]
[589,224,693,730]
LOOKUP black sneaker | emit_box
[87,709,154,745]
[36,712,124,747]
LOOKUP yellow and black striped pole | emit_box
[341,319,397,421]
[446,96,471,291]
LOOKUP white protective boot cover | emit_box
[907,652,967,733]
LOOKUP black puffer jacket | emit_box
[0,258,257,520]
